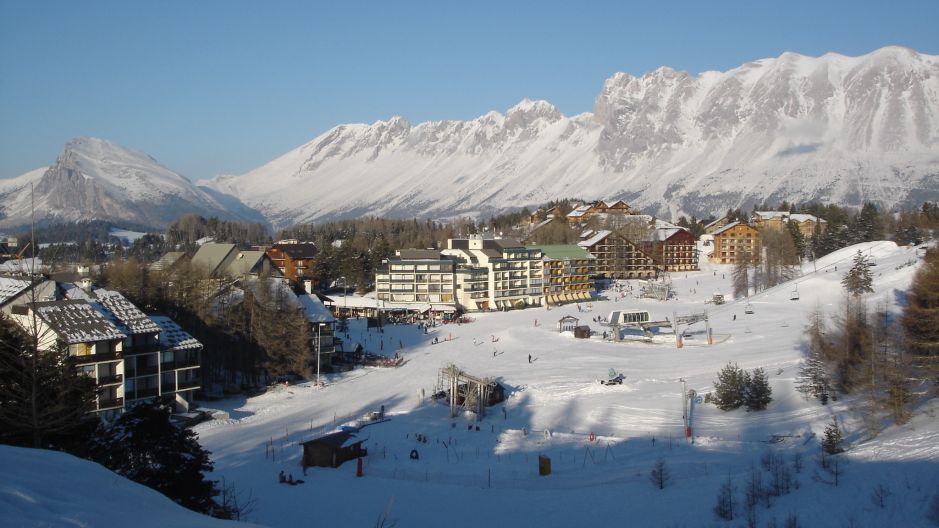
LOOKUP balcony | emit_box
[132,387,160,399]
[178,379,200,390]
[97,373,123,386]
[161,358,199,371]
[123,344,161,355]
[98,396,124,410]
[130,364,159,377]
[73,352,121,365]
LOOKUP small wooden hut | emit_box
[573,325,592,339]
[301,430,368,469]
[557,315,579,333]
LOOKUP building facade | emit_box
[527,245,595,304]
[265,240,319,291]
[751,211,828,238]
[443,237,544,311]
[375,249,457,308]
[710,222,761,265]
[578,230,658,279]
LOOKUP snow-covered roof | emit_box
[298,294,336,324]
[566,204,592,217]
[754,211,826,224]
[32,300,126,344]
[324,294,379,309]
[0,258,43,274]
[93,289,160,335]
[149,315,202,351]
[0,276,31,306]
[712,221,746,236]
[578,229,612,248]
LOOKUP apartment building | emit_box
[752,211,828,238]
[639,221,699,272]
[710,222,761,264]
[526,245,595,304]
[577,230,658,279]
[443,237,544,311]
[11,299,128,419]
[375,249,457,309]
[11,285,203,419]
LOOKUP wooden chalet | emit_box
[301,430,368,468]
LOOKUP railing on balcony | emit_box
[98,396,124,410]
[123,344,161,355]
[178,379,200,390]
[97,373,123,385]
[73,352,121,365]
[161,358,200,371]
[134,364,159,376]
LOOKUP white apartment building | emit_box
[375,249,457,311]
[443,237,544,311]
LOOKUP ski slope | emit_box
[194,241,938,527]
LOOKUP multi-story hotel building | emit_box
[375,249,457,309]
[526,244,595,304]
[710,222,761,265]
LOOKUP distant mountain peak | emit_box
[199,46,939,228]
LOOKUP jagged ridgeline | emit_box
[3,47,938,231]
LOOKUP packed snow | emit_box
[190,241,939,527]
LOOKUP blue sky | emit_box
[1,0,937,181]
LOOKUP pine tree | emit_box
[0,312,100,451]
[105,403,220,515]
[821,418,844,455]
[745,367,773,411]
[841,250,874,296]
[713,362,746,410]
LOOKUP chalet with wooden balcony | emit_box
[265,240,319,291]
[638,221,699,272]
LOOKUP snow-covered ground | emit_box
[182,241,934,527]
[0,445,261,527]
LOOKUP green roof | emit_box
[526,244,595,260]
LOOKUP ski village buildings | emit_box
[0,201,823,422]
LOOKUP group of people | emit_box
[278,470,304,485]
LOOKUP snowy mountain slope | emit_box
[0,445,266,527]
[202,46,939,229]
[193,241,938,527]
[0,138,267,230]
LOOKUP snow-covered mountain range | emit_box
[3,47,938,231]
[201,46,939,229]
[0,137,266,230]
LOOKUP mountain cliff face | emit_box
[203,46,939,229]
[0,138,267,230]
